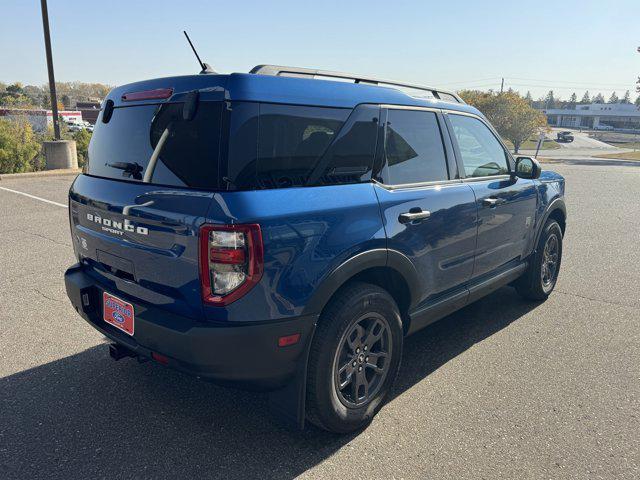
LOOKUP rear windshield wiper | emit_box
[106,162,143,180]
[143,90,200,183]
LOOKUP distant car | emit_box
[67,123,84,132]
[85,124,94,132]
[595,124,614,131]
[556,131,574,143]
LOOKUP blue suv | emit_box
[64,65,566,433]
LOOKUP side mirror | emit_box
[514,156,541,179]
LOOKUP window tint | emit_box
[448,114,510,178]
[226,103,377,190]
[87,102,223,189]
[306,104,379,186]
[384,109,448,185]
[149,101,223,188]
[256,104,349,189]
[225,102,259,189]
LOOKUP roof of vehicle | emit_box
[104,71,482,117]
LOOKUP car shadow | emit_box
[2,287,538,479]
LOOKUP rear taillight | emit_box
[199,224,263,306]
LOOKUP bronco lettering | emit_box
[86,213,148,235]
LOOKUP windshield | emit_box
[87,101,223,189]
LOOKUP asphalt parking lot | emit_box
[1,161,638,479]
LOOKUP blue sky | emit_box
[2,0,638,100]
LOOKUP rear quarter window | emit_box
[226,103,379,190]
[256,104,348,189]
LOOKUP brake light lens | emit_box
[121,88,174,102]
[199,224,263,305]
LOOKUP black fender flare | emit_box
[271,247,419,430]
[302,248,421,317]
[534,197,566,250]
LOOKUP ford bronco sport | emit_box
[64,65,566,433]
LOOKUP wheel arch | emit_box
[535,197,566,249]
[303,248,420,334]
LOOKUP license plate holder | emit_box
[103,292,135,336]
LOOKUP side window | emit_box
[448,114,510,178]
[383,109,448,185]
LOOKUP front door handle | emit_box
[482,197,506,208]
[399,209,431,224]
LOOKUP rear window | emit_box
[87,101,223,189]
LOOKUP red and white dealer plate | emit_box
[103,292,135,336]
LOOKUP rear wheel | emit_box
[306,282,403,433]
[516,219,563,300]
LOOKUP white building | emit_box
[542,103,640,131]
[0,108,83,132]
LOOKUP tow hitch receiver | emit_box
[108,343,136,361]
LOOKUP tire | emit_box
[516,219,563,300]
[306,282,403,433]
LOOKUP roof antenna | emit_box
[183,31,215,74]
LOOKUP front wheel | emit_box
[516,219,563,300]
[306,282,403,433]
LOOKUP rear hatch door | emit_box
[69,80,227,318]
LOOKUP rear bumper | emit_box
[64,264,317,389]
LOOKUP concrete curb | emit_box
[0,168,81,181]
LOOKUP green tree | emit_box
[0,118,41,174]
[580,91,591,104]
[73,129,92,167]
[621,90,631,104]
[593,93,605,104]
[608,92,619,103]
[544,90,556,109]
[459,90,548,153]
[6,83,24,95]
[0,82,39,108]
[569,92,577,108]
[635,95,640,107]
[524,91,533,105]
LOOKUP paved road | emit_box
[549,128,618,150]
[1,163,639,479]
[519,128,632,159]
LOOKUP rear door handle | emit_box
[399,209,431,224]
[482,197,506,208]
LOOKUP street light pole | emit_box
[40,0,60,140]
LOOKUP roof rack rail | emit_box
[250,64,464,104]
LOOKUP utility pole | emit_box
[40,0,60,140]
[39,0,76,170]
[500,77,504,94]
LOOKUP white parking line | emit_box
[0,186,67,208]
